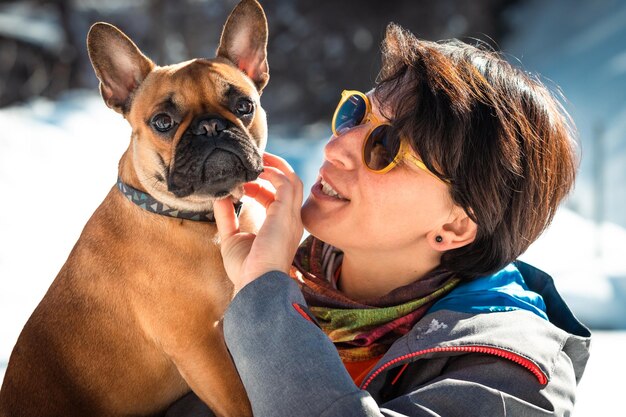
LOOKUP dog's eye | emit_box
[152,114,175,132]
[234,98,254,116]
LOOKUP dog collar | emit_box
[116,178,242,222]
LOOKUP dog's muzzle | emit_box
[168,115,263,198]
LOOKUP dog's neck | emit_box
[116,178,241,222]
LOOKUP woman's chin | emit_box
[301,200,338,246]
[300,197,318,233]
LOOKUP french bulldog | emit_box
[0,1,269,416]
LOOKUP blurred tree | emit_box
[262,0,520,133]
[0,0,78,106]
[0,0,521,133]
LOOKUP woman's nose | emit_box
[323,127,362,170]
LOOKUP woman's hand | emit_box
[213,152,304,293]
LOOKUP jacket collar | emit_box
[361,262,591,392]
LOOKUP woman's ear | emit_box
[428,208,477,252]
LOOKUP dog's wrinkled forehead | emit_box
[129,58,259,121]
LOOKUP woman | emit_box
[170,24,590,417]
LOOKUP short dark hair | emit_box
[375,24,578,279]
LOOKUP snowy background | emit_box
[2,0,626,415]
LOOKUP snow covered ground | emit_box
[1,92,624,413]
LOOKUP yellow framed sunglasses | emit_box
[331,90,447,183]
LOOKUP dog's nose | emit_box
[193,118,228,137]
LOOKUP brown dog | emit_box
[0,1,270,416]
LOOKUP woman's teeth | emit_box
[320,178,346,200]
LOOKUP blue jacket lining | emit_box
[428,263,549,320]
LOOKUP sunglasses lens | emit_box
[334,94,367,134]
[363,125,401,171]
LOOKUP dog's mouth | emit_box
[166,127,263,200]
[168,151,260,198]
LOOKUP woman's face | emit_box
[301,92,455,254]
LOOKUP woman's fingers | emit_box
[259,167,290,193]
[212,153,304,290]
[263,152,302,187]
[258,161,303,207]
[213,198,240,242]
[263,152,296,175]
[244,155,302,211]
[243,182,275,208]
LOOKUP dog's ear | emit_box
[217,0,269,92]
[87,22,154,114]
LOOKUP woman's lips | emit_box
[310,177,350,202]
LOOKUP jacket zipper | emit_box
[360,345,548,390]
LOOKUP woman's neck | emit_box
[338,245,441,301]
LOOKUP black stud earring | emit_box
[435,236,443,243]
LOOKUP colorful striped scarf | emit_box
[290,236,460,362]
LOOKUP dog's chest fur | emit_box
[22,188,257,415]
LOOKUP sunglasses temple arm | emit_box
[404,153,450,184]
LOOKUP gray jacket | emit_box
[222,261,591,417]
